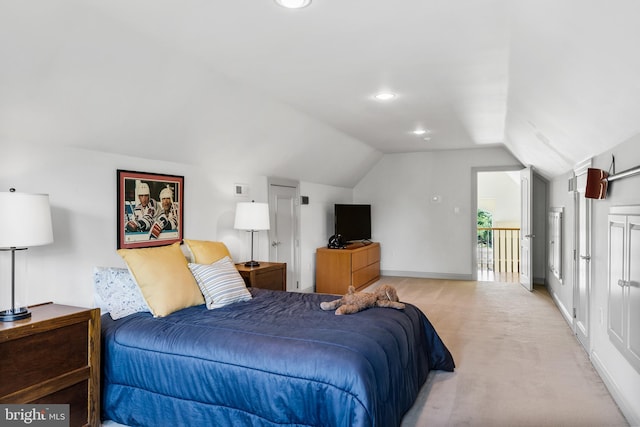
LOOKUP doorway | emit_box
[267,178,300,292]
[573,160,592,351]
[475,169,522,283]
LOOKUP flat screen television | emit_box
[334,204,371,243]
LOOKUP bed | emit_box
[101,287,454,426]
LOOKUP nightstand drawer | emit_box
[0,322,87,396]
[252,269,285,291]
[236,262,286,291]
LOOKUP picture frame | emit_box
[117,170,184,249]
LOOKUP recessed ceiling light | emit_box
[274,0,312,8]
[374,92,396,101]
[412,129,427,135]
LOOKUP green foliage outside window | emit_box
[477,209,493,246]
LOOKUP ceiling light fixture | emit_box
[374,92,396,101]
[274,0,312,8]
[412,129,427,135]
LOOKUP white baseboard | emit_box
[549,286,574,328]
[381,270,473,281]
[591,350,640,427]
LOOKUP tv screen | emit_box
[334,204,371,242]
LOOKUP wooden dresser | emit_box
[315,242,380,294]
[0,303,100,427]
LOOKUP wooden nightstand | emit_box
[235,262,287,291]
[0,303,100,427]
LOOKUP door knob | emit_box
[580,255,591,261]
[271,241,281,247]
[525,234,535,238]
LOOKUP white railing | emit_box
[477,228,521,278]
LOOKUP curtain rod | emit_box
[607,165,640,182]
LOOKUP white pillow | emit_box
[93,267,150,320]
[188,256,252,309]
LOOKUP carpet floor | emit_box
[368,277,630,427]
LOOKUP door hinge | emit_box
[573,307,577,319]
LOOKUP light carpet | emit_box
[369,277,630,427]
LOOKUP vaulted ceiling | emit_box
[2,0,639,186]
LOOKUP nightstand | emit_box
[235,262,287,291]
[0,303,100,427]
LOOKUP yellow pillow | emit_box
[183,239,232,264]
[117,242,205,317]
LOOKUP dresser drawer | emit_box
[352,261,380,289]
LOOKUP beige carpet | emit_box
[367,277,629,427]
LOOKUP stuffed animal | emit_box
[320,284,405,315]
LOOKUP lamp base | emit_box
[0,307,31,322]
[244,260,261,267]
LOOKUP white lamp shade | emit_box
[0,191,54,248]
[234,202,270,231]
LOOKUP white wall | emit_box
[298,182,353,291]
[547,170,575,320]
[0,143,308,308]
[547,134,640,425]
[354,147,521,279]
[478,171,521,227]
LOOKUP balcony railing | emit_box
[477,227,521,279]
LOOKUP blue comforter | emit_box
[101,288,454,427]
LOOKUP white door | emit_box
[520,167,533,291]
[574,170,592,351]
[268,182,299,291]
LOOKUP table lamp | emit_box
[234,201,270,267]
[0,188,54,321]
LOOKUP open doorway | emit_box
[476,170,521,283]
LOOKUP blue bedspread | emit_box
[101,288,454,427]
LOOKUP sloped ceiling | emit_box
[1,0,639,186]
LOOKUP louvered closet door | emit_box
[627,215,640,365]
[608,215,626,347]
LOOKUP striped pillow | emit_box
[188,256,252,309]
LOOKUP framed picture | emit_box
[117,170,184,249]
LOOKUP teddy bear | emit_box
[320,284,405,315]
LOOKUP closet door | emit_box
[608,215,626,348]
[609,206,640,374]
[627,215,640,365]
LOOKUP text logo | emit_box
[0,405,69,427]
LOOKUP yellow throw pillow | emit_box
[117,242,205,317]
[183,239,232,264]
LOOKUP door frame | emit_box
[520,166,534,291]
[573,159,593,351]
[267,177,301,291]
[471,165,524,281]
